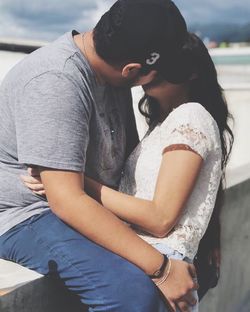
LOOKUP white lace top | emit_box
[119,102,222,260]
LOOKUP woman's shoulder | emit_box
[162,102,218,132]
[169,102,213,119]
[160,102,221,158]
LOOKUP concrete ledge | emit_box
[0,259,43,291]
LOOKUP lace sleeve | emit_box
[160,103,215,160]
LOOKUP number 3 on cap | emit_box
[146,52,160,65]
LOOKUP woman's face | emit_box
[142,75,187,102]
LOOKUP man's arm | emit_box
[39,167,163,274]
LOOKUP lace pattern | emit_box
[138,224,203,258]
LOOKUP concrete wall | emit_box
[200,178,250,312]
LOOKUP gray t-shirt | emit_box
[0,31,135,236]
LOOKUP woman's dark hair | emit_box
[139,33,234,258]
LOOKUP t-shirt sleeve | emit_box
[160,103,214,160]
[16,71,91,172]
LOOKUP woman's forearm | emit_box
[85,177,173,237]
[85,151,203,238]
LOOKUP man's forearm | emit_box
[54,193,164,274]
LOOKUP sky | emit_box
[0,0,249,41]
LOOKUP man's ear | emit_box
[121,63,142,78]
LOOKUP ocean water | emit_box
[212,54,250,65]
[211,50,250,88]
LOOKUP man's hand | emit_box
[21,167,46,196]
[156,259,198,312]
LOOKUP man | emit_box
[0,0,198,311]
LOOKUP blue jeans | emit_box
[0,210,168,312]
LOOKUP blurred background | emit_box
[0,1,249,311]
[0,0,249,43]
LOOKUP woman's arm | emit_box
[85,148,203,238]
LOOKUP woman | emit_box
[22,33,234,311]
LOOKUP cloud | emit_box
[0,0,116,41]
[0,0,249,41]
[175,0,250,25]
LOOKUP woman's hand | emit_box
[155,259,199,312]
[21,169,100,199]
[20,167,46,196]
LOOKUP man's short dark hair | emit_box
[93,0,187,71]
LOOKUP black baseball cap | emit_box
[95,0,188,80]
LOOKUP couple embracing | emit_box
[0,0,233,311]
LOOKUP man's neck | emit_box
[73,31,105,84]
